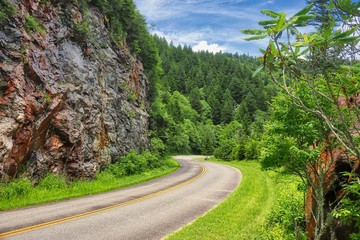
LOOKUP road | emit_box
[0,156,241,240]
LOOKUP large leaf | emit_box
[252,65,264,77]
[275,12,286,31]
[331,26,359,40]
[243,34,268,41]
[261,9,281,18]
[333,36,360,45]
[241,29,267,35]
[294,15,316,24]
[294,4,314,17]
[258,19,278,26]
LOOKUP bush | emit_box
[214,140,236,161]
[0,179,32,200]
[264,173,305,239]
[25,15,45,34]
[37,174,67,190]
[0,0,17,24]
[244,138,260,160]
[143,150,162,169]
[150,137,167,157]
[103,150,163,177]
[230,143,246,161]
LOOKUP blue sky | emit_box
[134,0,308,56]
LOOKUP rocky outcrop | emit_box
[0,0,149,182]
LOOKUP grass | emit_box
[0,158,179,211]
[167,160,276,240]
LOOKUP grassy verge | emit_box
[167,160,275,239]
[0,158,179,211]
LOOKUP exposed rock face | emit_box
[0,0,149,181]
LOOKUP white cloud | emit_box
[192,41,226,53]
[134,0,308,56]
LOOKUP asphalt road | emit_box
[0,156,241,240]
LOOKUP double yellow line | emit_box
[0,163,206,239]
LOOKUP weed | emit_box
[118,82,128,91]
[25,15,46,34]
[0,0,17,24]
[0,154,179,211]
[43,92,52,103]
[128,90,137,102]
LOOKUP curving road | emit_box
[0,156,241,240]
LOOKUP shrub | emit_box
[143,150,162,169]
[244,139,260,160]
[150,137,167,157]
[25,15,45,34]
[214,140,236,161]
[0,179,32,200]
[101,150,164,178]
[264,173,305,239]
[37,174,67,190]
[0,0,17,24]
[230,143,246,161]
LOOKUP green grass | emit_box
[0,158,179,211]
[167,160,276,240]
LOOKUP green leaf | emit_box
[331,26,359,40]
[261,9,281,18]
[295,15,316,24]
[294,4,314,17]
[258,19,278,26]
[275,12,286,31]
[241,29,267,35]
[292,41,307,47]
[289,26,301,36]
[259,48,267,54]
[269,39,277,55]
[252,65,264,77]
[333,36,360,45]
[329,0,335,10]
[243,34,268,41]
[299,48,309,56]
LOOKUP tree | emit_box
[221,89,235,124]
[242,1,360,239]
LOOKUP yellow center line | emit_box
[0,163,206,239]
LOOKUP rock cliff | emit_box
[0,0,149,181]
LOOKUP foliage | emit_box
[154,35,274,127]
[334,176,360,240]
[25,15,46,34]
[241,1,360,160]
[0,155,179,211]
[37,174,67,190]
[260,93,323,173]
[149,137,167,157]
[106,150,163,176]
[242,1,360,239]
[0,179,32,200]
[0,0,17,24]
[264,172,306,239]
[148,34,275,158]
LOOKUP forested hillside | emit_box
[149,36,275,157]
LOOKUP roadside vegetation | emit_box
[167,160,304,240]
[0,154,179,211]
[1,0,359,238]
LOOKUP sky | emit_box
[133,0,308,56]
